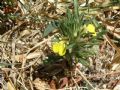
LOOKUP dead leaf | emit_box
[50,79,56,89]
[111,52,120,71]
[33,78,50,90]
[15,54,25,62]
[15,52,41,62]
[20,29,32,37]
[7,82,16,90]
[59,77,68,88]
[26,52,41,59]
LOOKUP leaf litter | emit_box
[0,0,120,90]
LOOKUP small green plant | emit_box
[44,0,105,67]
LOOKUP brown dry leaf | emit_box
[95,0,105,3]
[112,52,120,62]
[26,52,41,60]
[111,63,120,71]
[95,0,110,3]
[20,29,32,37]
[74,76,82,84]
[7,82,16,90]
[33,78,50,90]
[111,52,120,71]
[15,54,25,62]
[17,0,28,15]
[95,0,110,6]
[15,52,41,62]
[50,79,56,89]
[59,77,68,88]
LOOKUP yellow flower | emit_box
[52,42,59,53]
[52,41,66,56]
[86,24,96,36]
[58,41,66,56]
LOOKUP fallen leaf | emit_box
[59,77,68,88]
[7,82,16,90]
[33,78,50,90]
[50,79,56,89]
[15,54,25,62]
[21,29,32,37]
[15,52,41,62]
[26,52,41,59]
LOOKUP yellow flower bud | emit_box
[52,41,66,56]
[86,24,96,36]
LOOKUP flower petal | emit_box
[52,42,59,53]
[59,45,66,56]
[86,24,96,36]
[58,41,66,56]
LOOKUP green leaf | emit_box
[92,18,99,27]
[43,22,58,37]
[73,0,79,17]
[67,43,75,49]
[78,58,89,66]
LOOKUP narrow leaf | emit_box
[43,22,57,37]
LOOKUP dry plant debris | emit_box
[0,0,120,90]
